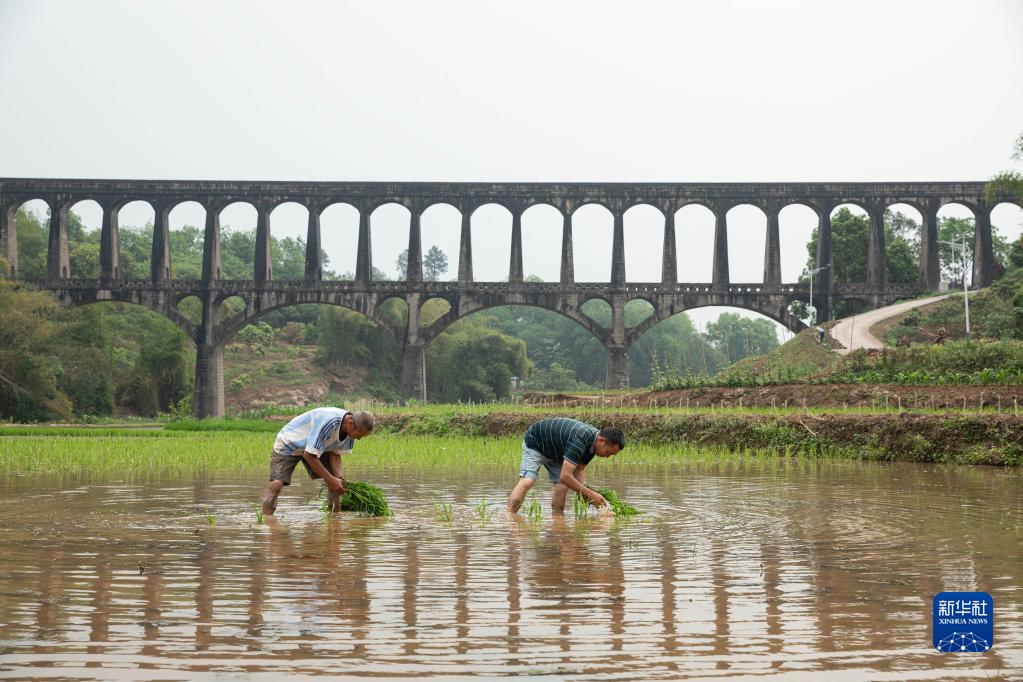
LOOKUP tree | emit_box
[522,362,589,391]
[395,246,449,281]
[705,313,780,364]
[938,217,1010,285]
[483,306,606,385]
[803,207,919,284]
[986,131,1023,204]
[13,206,49,280]
[0,281,73,421]
[270,236,307,280]
[426,319,531,401]
[424,246,449,281]
[396,250,408,280]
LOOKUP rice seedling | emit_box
[255,508,265,524]
[525,493,543,523]
[572,492,589,519]
[204,507,216,526]
[434,500,454,522]
[575,486,640,518]
[473,497,495,525]
[0,426,929,482]
[337,481,393,517]
[319,497,334,522]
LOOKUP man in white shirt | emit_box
[261,407,375,515]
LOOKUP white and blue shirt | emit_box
[273,407,354,457]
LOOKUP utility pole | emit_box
[939,232,971,339]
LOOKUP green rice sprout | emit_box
[473,497,495,525]
[319,497,333,522]
[525,493,543,523]
[204,507,216,526]
[337,481,393,517]
[572,492,589,519]
[575,485,640,518]
[434,500,454,522]
[255,508,265,524]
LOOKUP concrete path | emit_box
[829,294,954,355]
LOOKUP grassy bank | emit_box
[361,411,1023,466]
[5,406,1023,469]
[0,429,813,476]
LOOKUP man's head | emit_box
[343,410,375,439]
[594,426,625,458]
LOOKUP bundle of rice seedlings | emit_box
[577,485,640,518]
[337,481,393,517]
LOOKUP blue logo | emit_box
[933,592,993,653]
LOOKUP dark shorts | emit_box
[269,450,336,486]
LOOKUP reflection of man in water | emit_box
[261,408,375,515]
[507,417,625,515]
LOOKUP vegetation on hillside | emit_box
[1,206,781,421]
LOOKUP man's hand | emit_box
[584,488,607,508]
[326,476,345,496]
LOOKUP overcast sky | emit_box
[2,0,1021,335]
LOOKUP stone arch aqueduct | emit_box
[1,178,1016,417]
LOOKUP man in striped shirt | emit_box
[261,407,375,515]
[508,417,626,515]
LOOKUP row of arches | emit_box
[6,196,1022,285]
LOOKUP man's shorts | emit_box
[519,441,562,484]
[269,450,335,486]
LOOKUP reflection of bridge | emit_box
[0,178,1003,416]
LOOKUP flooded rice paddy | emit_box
[1,454,1022,680]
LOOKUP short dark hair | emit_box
[598,426,625,450]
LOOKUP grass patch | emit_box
[2,417,1020,478]
[166,419,281,432]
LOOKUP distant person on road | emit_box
[507,417,625,515]
[261,407,375,515]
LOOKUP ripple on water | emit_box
[0,463,1020,680]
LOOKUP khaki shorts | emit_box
[269,450,335,486]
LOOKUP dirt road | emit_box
[829,294,952,354]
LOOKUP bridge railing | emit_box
[35,278,929,298]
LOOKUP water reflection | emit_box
[0,459,1020,679]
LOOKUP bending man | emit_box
[508,417,625,515]
[262,407,375,515]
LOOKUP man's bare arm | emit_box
[559,460,605,506]
[302,451,345,493]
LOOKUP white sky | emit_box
[2,0,1022,336]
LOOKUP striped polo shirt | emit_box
[273,407,354,457]
[523,417,599,466]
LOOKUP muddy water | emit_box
[0,459,1021,680]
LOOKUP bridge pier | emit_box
[763,205,782,288]
[47,203,70,280]
[400,343,427,401]
[815,208,833,322]
[194,341,225,419]
[973,204,995,288]
[399,292,427,401]
[151,204,172,284]
[605,345,630,390]
[0,201,16,277]
[99,201,120,283]
[920,202,940,290]
[712,207,729,290]
[866,206,887,306]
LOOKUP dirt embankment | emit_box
[522,384,1023,411]
[375,410,1023,466]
